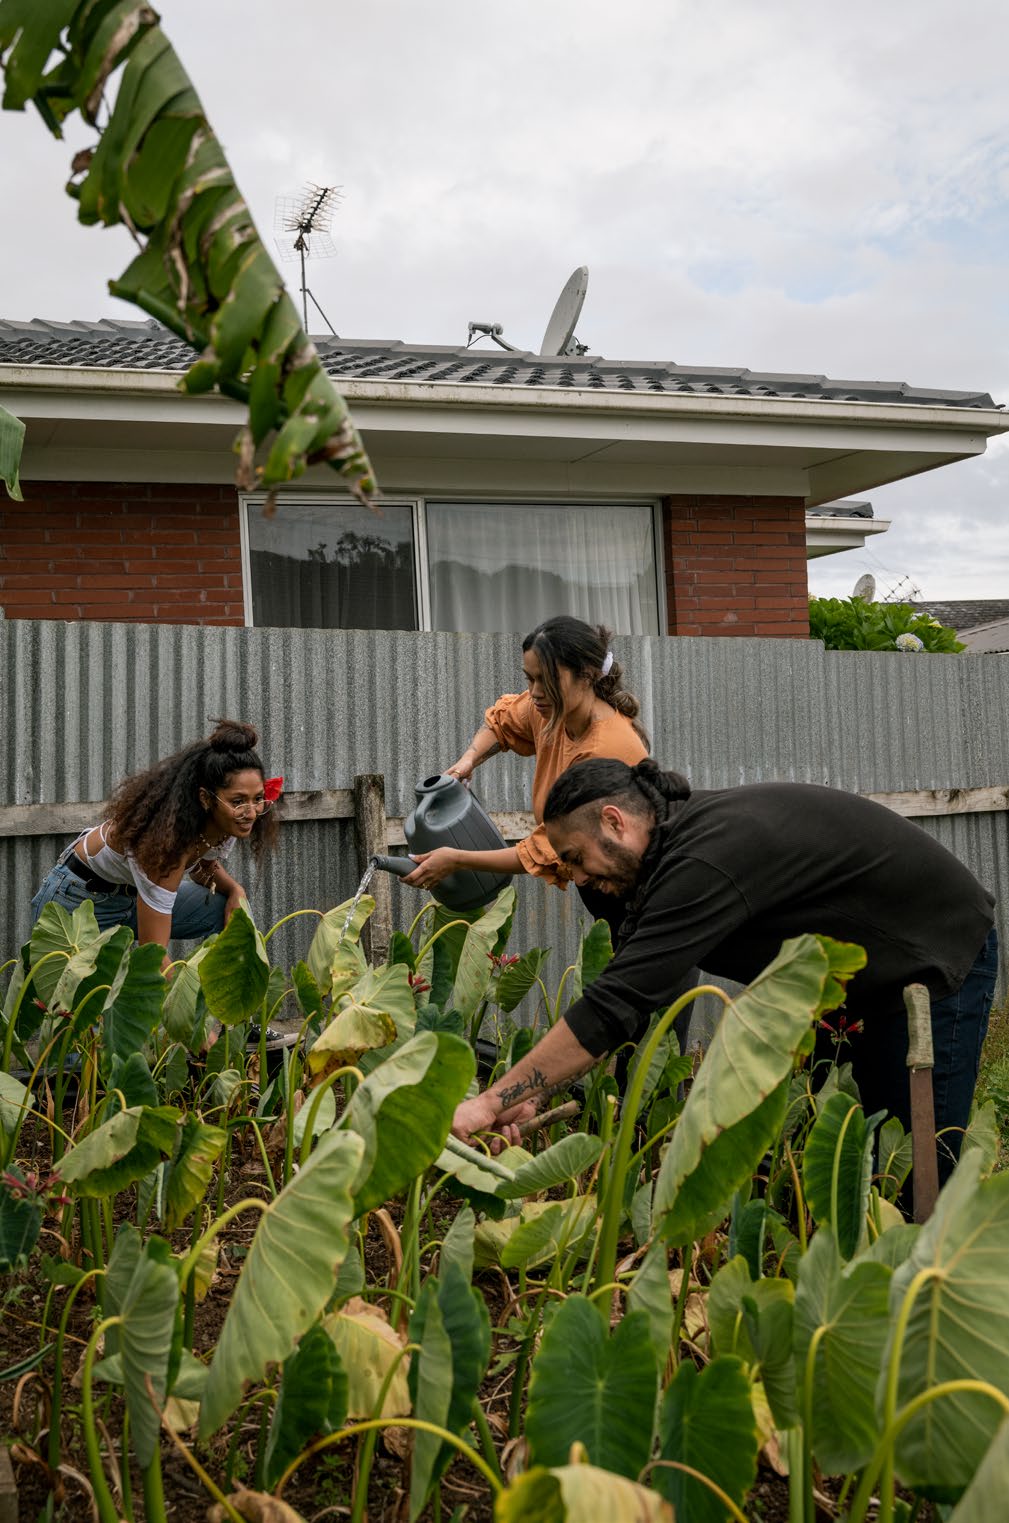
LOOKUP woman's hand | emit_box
[223,884,248,924]
[445,754,475,783]
[451,1092,537,1152]
[403,848,459,888]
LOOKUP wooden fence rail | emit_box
[2,783,1007,842]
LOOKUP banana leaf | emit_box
[0,2,374,502]
[0,400,24,499]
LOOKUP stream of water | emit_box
[338,859,377,946]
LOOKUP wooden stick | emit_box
[516,1099,581,1138]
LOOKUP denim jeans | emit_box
[843,926,1000,1185]
[30,858,226,944]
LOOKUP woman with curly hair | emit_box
[403,615,648,931]
[30,720,281,969]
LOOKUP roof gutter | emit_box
[3,362,1008,438]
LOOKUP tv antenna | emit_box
[274,182,341,336]
[467,265,591,355]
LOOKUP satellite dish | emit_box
[852,574,876,602]
[540,266,589,356]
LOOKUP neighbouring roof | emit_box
[912,600,1009,632]
[958,620,1009,655]
[0,317,1001,409]
[806,499,873,518]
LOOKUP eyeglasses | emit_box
[211,793,273,819]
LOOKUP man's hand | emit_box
[403,848,459,889]
[452,1092,537,1151]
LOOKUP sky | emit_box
[2,0,1007,601]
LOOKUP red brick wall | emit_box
[0,482,245,624]
[662,495,810,638]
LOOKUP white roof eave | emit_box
[2,361,1008,441]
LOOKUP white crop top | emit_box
[75,824,235,913]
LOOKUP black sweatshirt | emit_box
[564,782,995,1057]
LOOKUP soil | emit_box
[2,1110,507,1522]
[2,1109,934,1523]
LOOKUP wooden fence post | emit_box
[353,773,392,964]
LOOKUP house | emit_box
[2,318,1007,638]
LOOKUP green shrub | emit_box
[809,596,964,652]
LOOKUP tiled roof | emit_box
[0,317,1000,410]
[912,600,1009,632]
[806,499,873,518]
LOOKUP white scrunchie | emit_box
[600,650,614,676]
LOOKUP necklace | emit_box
[195,833,217,858]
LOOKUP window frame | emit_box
[239,492,665,633]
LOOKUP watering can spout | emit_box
[370,853,415,879]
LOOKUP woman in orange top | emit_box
[403,616,648,924]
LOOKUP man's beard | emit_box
[584,837,641,897]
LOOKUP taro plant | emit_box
[6,884,1009,1523]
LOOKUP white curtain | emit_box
[427,502,659,635]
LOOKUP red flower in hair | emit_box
[263,776,284,802]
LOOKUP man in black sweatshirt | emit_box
[451,758,998,1182]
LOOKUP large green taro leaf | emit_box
[102,942,167,1066]
[198,903,270,1023]
[338,1031,475,1216]
[497,1131,603,1201]
[199,1128,364,1438]
[264,1323,348,1489]
[0,1169,43,1270]
[497,1463,673,1521]
[525,1296,657,1478]
[627,1237,674,1364]
[408,1263,491,1519]
[308,962,417,1083]
[946,1415,1009,1523]
[474,1196,597,1270]
[451,887,517,1021]
[793,1230,892,1474]
[164,1114,227,1232]
[655,1356,758,1523]
[162,940,212,1047]
[51,923,134,1025]
[803,1091,883,1260]
[653,935,864,1246]
[707,1253,797,1428]
[492,946,550,1014]
[56,1105,179,1196]
[114,1237,180,1468]
[306,896,373,996]
[28,899,103,1005]
[0,1071,33,1138]
[880,1154,1009,1494]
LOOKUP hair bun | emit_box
[633,757,691,801]
[208,719,259,753]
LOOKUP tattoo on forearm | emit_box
[496,1067,548,1108]
[495,1061,593,1110]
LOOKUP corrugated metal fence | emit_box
[3,620,1008,1004]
